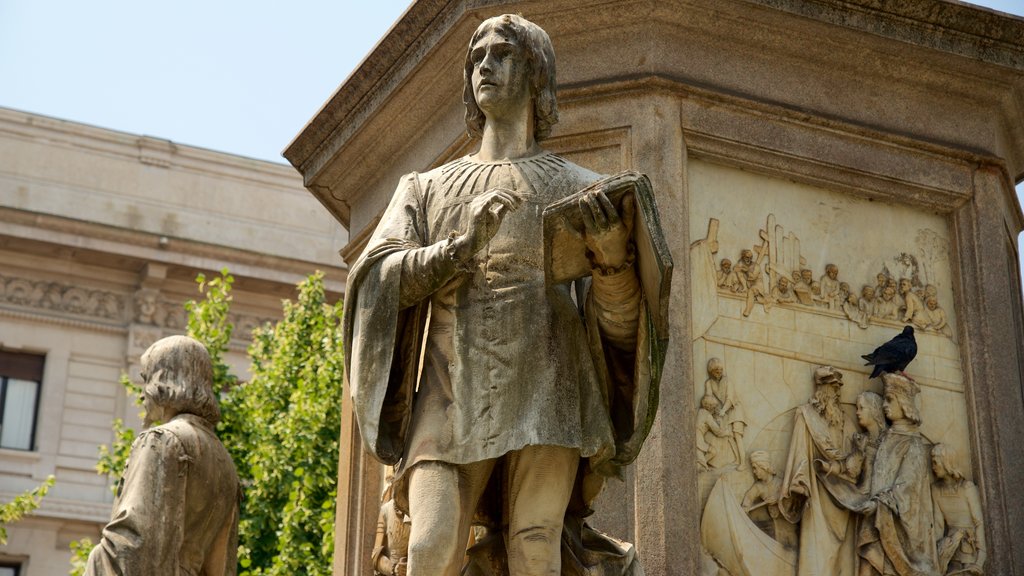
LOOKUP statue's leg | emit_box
[506,445,580,576]
[406,459,495,576]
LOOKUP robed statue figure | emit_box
[342,13,669,576]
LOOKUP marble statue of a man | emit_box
[86,336,240,576]
[343,13,663,576]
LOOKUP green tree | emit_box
[70,270,343,576]
[223,271,343,576]
[1,475,54,545]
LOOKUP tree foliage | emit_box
[224,271,344,576]
[0,475,54,545]
[69,269,344,575]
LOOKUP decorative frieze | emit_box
[0,274,123,322]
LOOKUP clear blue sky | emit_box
[2,0,1023,281]
[1,0,1022,164]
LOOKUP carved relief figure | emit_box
[133,287,164,325]
[875,286,899,321]
[843,291,867,329]
[342,14,661,576]
[818,391,887,491]
[373,469,411,576]
[743,451,798,550]
[914,297,952,337]
[931,444,986,575]
[697,394,731,470]
[820,264,841,309]
[705,358,747,469]
[855,373,939,576]
[736,248,767,316]
[780,365,857,576]
[85,336,240,576]
[770,275,798,307]
[899,278,924,324]
[838,281,852,310]
[709,219,955,338]
[792,269,814,305]
[875,273,889,298]
[718,258,742,292]
[859,286,876,325]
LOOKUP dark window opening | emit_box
[0,350,44,451]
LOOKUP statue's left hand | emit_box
[580,190,635,269]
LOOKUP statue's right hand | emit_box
[453,188,524,260]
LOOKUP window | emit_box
[0,350,44,451]
[0,563,21,576]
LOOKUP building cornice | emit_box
[285,0,1024,191]
[0,107,305,193]
[0,207,347,294]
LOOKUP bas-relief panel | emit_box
[687,160,982,575]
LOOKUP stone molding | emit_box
[0,274,124,324]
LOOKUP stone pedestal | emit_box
[286,1,1024,573]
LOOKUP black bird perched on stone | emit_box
[861,326,917,379]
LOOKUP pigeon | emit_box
[861,326,917,379]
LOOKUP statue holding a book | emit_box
[342,13,671,576]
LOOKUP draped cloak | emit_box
[342,152,665,502]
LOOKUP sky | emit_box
[1,0,1024,282]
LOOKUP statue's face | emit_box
[927,297,938,310]
[827,266,838,280]
[469,29,531,120]
[752,463,770,481]
[709,365,723,380]
[883,392,904,421]
[855,397,873,428]
[877,273,886,285]
[862,287,874,300]
[899,279,911,293]
[721,260,731,272]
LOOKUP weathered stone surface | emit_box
[287,1,1024,574]
[85,336,240,576]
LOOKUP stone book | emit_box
[542,170,673,339]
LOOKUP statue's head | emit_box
[707,357,724,380]
[855,391,885,431]
[749,451,774,480]
[140,335,221,427]
[811,366,844,426]
[700,394,719,412]
[463,14,558,140]
[881,372,921,425]
[930,443,964,482]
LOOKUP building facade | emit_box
[0,107,346,574]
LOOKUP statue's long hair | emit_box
[141,335,221,425]
[463,14,558,141]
